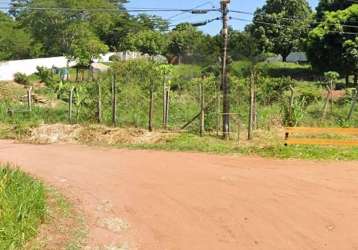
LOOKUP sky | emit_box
[0,0,319,34]
[126,0,320,34]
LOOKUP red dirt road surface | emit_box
[1,140,358,250]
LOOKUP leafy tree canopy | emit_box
[306,4,358,75]
[0,12,40,60]
[128,30,168,56]
[65,22,109,66]
[249,0,312,61]
[316,0,354,21]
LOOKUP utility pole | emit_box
[221,0,230,140]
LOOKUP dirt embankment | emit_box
[27,124,178,145]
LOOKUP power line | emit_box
[230,16,358,35]
[0,6,221,13]
[167,1,215,20]
[230,9,358,28]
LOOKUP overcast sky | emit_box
[0,0,320,34]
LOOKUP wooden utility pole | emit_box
[221,0,230,140]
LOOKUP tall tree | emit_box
[10,0,126,56]
[316,0,353,21]
[167,23,206,64]
[0,12,39,60]
[103,14,168,51]
[249,0,312,62]
[306,4,358,76]
[128,30,168,56]
[65,22,109,67]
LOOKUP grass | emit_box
[0,165,46,250]
[0,165,87,250]
[113,132,358,161]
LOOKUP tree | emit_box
[316,0,353,21]
[128,30,168,56]
[228,29,259,61]
[65,22,109,67]
[0,12,39,60]
[306,4,358,76]
[167,23,206,64]
[104,14,169,52]
[11,0,124,56]
[249,0,312,62]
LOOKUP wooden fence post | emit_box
[163,78,167,129]
[248,72,255,140]
[199,81,205,137]
[69,87,74,124]
[165,86,170,129]
[97,81,102,123]
[322,85,331,119]
[148,85,154,132]
[348,86,358,120]
[111,73,117,126]
[217,82,221,137]
[27,86,33,112]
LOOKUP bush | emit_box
[36,66,52,83]
[14,72,30,85]
[258,62,317,81]
[109,54,121,62]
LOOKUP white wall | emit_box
[0,53,115,81]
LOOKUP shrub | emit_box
[36,66,52,83]
[109,54,121,62]
[14,72,30,85]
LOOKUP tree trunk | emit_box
[76,68,79,82]
[148,86,154,132]
[346,75,350,87]
[111,74,117,126]
[282,54,288,62]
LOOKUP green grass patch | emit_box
[247,145,358,161]
[128,133,240,154]
[123,133,358,161]
[0,165,46,249]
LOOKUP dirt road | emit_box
[1,140,358,250]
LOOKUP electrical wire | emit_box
[230,16,358,35]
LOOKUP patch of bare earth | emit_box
[27,124,178,145]
[25,188,87,250]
